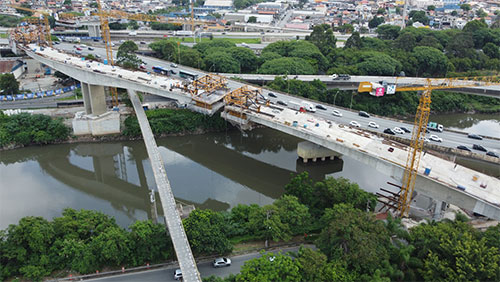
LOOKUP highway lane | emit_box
[54,42,500,155]
[87,246,308,282]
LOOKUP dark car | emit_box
[316,104,327,110]
[268,92,277,98]
[467,133,483,140]
[400,127,411,133]
[456,145,471,152]
[88,47,94,50]
[472,144,487,152]
[276,100,287,106]
[384,128,396,135]
[486,151,499,158]
[359,111,370,118]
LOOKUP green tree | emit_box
[63,0,72,5]
[427,5,435,11]
[183,209,233,256]
[247,16,257,23]
[16,3,33,16]
[194,39,236,55]
[377,8,386,15]
[376,24,401,40]
[356,53,402,76]
[203,51,240,73]
[411,46,448,76]
[150,40,177,61]
[463,19,488,33]
[237,252,301,282]
[258,57,315,75]
[483,42,500,59]
[273,195,311,235]
[116,40,141,69]
[108,22,127,30]
[476,8,487,18]
[295,247,329,281]
[446,32,474,58]
[91,226,130,266]
[305,24,337,56]
[127,220,173,266]
[409,10,430,25]
[316,204,391,276]
[128,20,139,30]
[394,32,416,51]
[460,4,471,11]
[451,10,458,16]
[180,48,202,68]
[337,24,354,34]
[369,17,384,28]
[0,73,19,95]
[344,32,361,49]
[228,47,258,72]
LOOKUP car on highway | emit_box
[349,121,361,127]
[358,111,370,118]
[332,109,342,117]
[457,145,471,152]
[316,104,327,110]
[268,92,277,98]
[173,269,182,280]
[383,128,396,135]
[368,121,379,128]
[170,63,178,68]
[276,100,287,106]
[400,127,411,133]
[423,137,430,143]
[472,144,487,152]
[95,54,101,58]
[139,64,146,70]
[429,134,443,142]
[88,47,94,50]
[467,133,483,140]
[76,47,82,51]
[393,127,405,134]
[486,151,499,158]
[213,257,232,268]
[140,41,147,44]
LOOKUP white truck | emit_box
[175,30,194,37]
[288,100,316,112]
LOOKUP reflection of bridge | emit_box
[22,43,500,279]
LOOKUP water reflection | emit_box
[431,113,500,138]
[0,128,346,229]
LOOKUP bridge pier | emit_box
[72,82,120,136]
[297,141,342,163]
[87,24,101,38]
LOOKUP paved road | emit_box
[87,246,309,282]
[53,42,500,155]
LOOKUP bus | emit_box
[179,70,198,80]
[152,66,171,75]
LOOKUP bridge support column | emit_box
[81,82,92,114]
[89,84,107,116]
[297,141,342,163]
[88,25,101,38]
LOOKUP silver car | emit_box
[213,257,231,268]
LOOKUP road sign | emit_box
[386,84,396,94]
[375,87,385,97]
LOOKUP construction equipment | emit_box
[95,0,119,107]
[224,85,269,112]
[9,5,52,47]
[358,76,500,217]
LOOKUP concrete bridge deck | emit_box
[223,106,500,219]
[226,74,500,98]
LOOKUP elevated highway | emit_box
[23,44,500,222]
[225,74,500,99]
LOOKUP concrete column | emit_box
[89,84,107,116]
[81,82,92,114]
[433,200,445,220]
[88,25,101,38]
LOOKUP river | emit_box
[430,112,500,138]
[0,128,400,229]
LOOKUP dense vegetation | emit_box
[122,108,228,137]
[0,113,70,147]
[0,15,22,28]
[150,22,500,77]
[149,23,500,116]
[2,173,498,281]
[116,41,142,69]
[267,77,500,116]
[0,73,20,95]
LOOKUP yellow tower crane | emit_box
[358,75,500,217]
[95,0,119,107]
[9,5,52,47]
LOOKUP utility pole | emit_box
[402,0,409,28]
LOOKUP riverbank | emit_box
[0,107,233,151]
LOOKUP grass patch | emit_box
[163,37,261,44]
[56,94,82,101]
[229,234,264,245]
[0,33,7,38]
